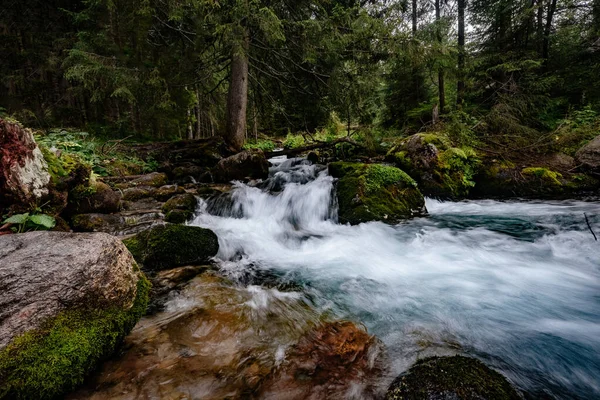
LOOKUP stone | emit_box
[129,172,168,188]
[386,355,521,400]
[121,186,156,201]
[213,150,269,182]
[67,181,121,214]
[161,193,198,223]
[123,224,219,271]
[152,184,186,201]
[329,162,426,225]
[575,135,600,171]
[0,118,51,210]
[0,231,149,399]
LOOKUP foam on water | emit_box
[190,158,600,399]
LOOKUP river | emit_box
[190,157,600,399]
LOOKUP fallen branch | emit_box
[265,137,365,158]
[584,213,598,241]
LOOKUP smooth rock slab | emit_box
[0,232,139,349]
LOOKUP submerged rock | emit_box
[161,193,197,223]
[123,224,218,271]
[386,356,520,400]
[0,118,51,210]
[68,272,386,400]
[0,232,149,399]
[213,149,269,182]
[329,162,426,224]
[386,133,480,199]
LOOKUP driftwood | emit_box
[584,213,598,241]
[265,137,364,158]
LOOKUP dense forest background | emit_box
[1,0,600,152]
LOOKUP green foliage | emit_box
[244,139,276,152]
[0,274,150,400]
[522,167,563,186]
[2,213,56,233]
[554,106,600,155]
[283,133,306,149]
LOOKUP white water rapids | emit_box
[190,157,600,399]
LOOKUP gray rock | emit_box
[129,172,169,187]
[0,232,139,350]
[576,135,600,171]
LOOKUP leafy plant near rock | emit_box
[2,212,56,233]
[0,273,150,400]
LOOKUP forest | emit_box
[1,1,600,400]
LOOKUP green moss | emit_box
[386,356,520,400]
[329,162,425,225]
[161,193,197,216]
[521,167,563,186]
[164,210,194,224]
[0,274,150,400]
[418,132,451,149]
[435,147,480,198]
[363,164,417,194]
[123,225,219,270]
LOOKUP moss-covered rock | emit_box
[329,162,426,225]
[123,224,219,271]
[153,185,186,202]
[0,232,150,400]
[67,181,121,215]
[386,133,480,199]
[121,186,156,201]
[386,356,521,400]
[0,276,149,400]
[161,193,197,224]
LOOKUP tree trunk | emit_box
[537,0,544,52]
[225,31,249,151]
[593,0,600,41]
[542,0,558,60]
[435,0,445,114]
[457,0,465,106]
[412,0,417,34]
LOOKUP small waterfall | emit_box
[189,156,600,399]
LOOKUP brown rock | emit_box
[576,135,600,171]
[213,150,269,182]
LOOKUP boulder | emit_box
[161,193,198,223]
[153,184,186,202]
[0,118,51,210]
[67,181,121,214]
[575,135,600,171]
[128,172,168,188]
[121,186,156,201]
[0,232,149,399]
[213,150,269,182]
[329,162,426,225]
[386,133,480,199]
[123,224,219,271]
[386,356,521,400]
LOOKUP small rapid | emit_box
[190,157,600,399]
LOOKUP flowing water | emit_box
[190,157,600,399]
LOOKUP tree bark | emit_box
[412,0,417,34]
[457,0,465,106]
[593,0,600,41]
[225,31,249,151]
[542,0,558,60]
[435,0,445,114]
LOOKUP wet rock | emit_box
[329,162,426,225]
[68,273,384,400]
[71,213,124,232]
[161,193,197,223]
[213,150,269,182]
[152,184,186,201]
[307,151,320,164]
[386,133,480,199]
[148,265,212,313]
[71,212,163,236]
[123,224,218,271]
[575,135,600,172]
[0,231,149,399]
[121,185,156,201]
[129,172,168,188]
[259,321,388,399]
[67,181,121,214]
[385,356,520,400]
[0,118,50,210]
[171,164,212,183]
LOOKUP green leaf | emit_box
[4,213,30,225]
[29,214,57,229]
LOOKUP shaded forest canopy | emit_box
[1,0,600,151]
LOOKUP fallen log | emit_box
[264,137,364,159]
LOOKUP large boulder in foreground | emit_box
[123,224,219,271]
[575,135,600,172]
[329,162,426,225]
[386,356,520,400]
[213,150,269,182]
[0,232,149,400]
[0,118,51,210]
